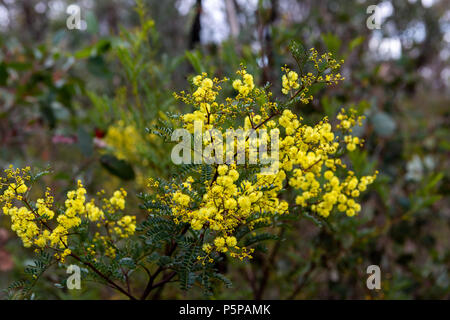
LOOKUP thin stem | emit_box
[69,252,137,300]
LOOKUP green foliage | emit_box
[100,154,135,180]
[1,0,449,301]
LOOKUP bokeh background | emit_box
[0,0,449,299]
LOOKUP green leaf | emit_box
[288,40,307,65]
[87,56,110,78]
[349,36,365,51]
[185,50,205,74]
[118,257,136,269]
[39,101,56,129]
[100,154,135,180]
[322,33,342,56]
[212,273,233,288]
[77,127,94,157]
[243,232,279,246]
[371,111,396,138]
[0,62,8,86]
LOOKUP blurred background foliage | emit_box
[0,0,449,299]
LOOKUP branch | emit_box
[140,225,189,300]
[69,253,138,300]
[254,227,284,299]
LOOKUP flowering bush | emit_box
[0,43,377,299]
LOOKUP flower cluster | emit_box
[104,120,157,160]
[104,119,161,187]
[105,120,145,162]
[276,109,378,218]
[0,166,136,262]
[150,160,288,261]
[147,49,377,262]
[176,67,277,133]
[281,66,300,94]
[308,48,343,82]
[336,108,366,151]
[232,69,255,98]
[175,73,228,133]
[280,49,344,103]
